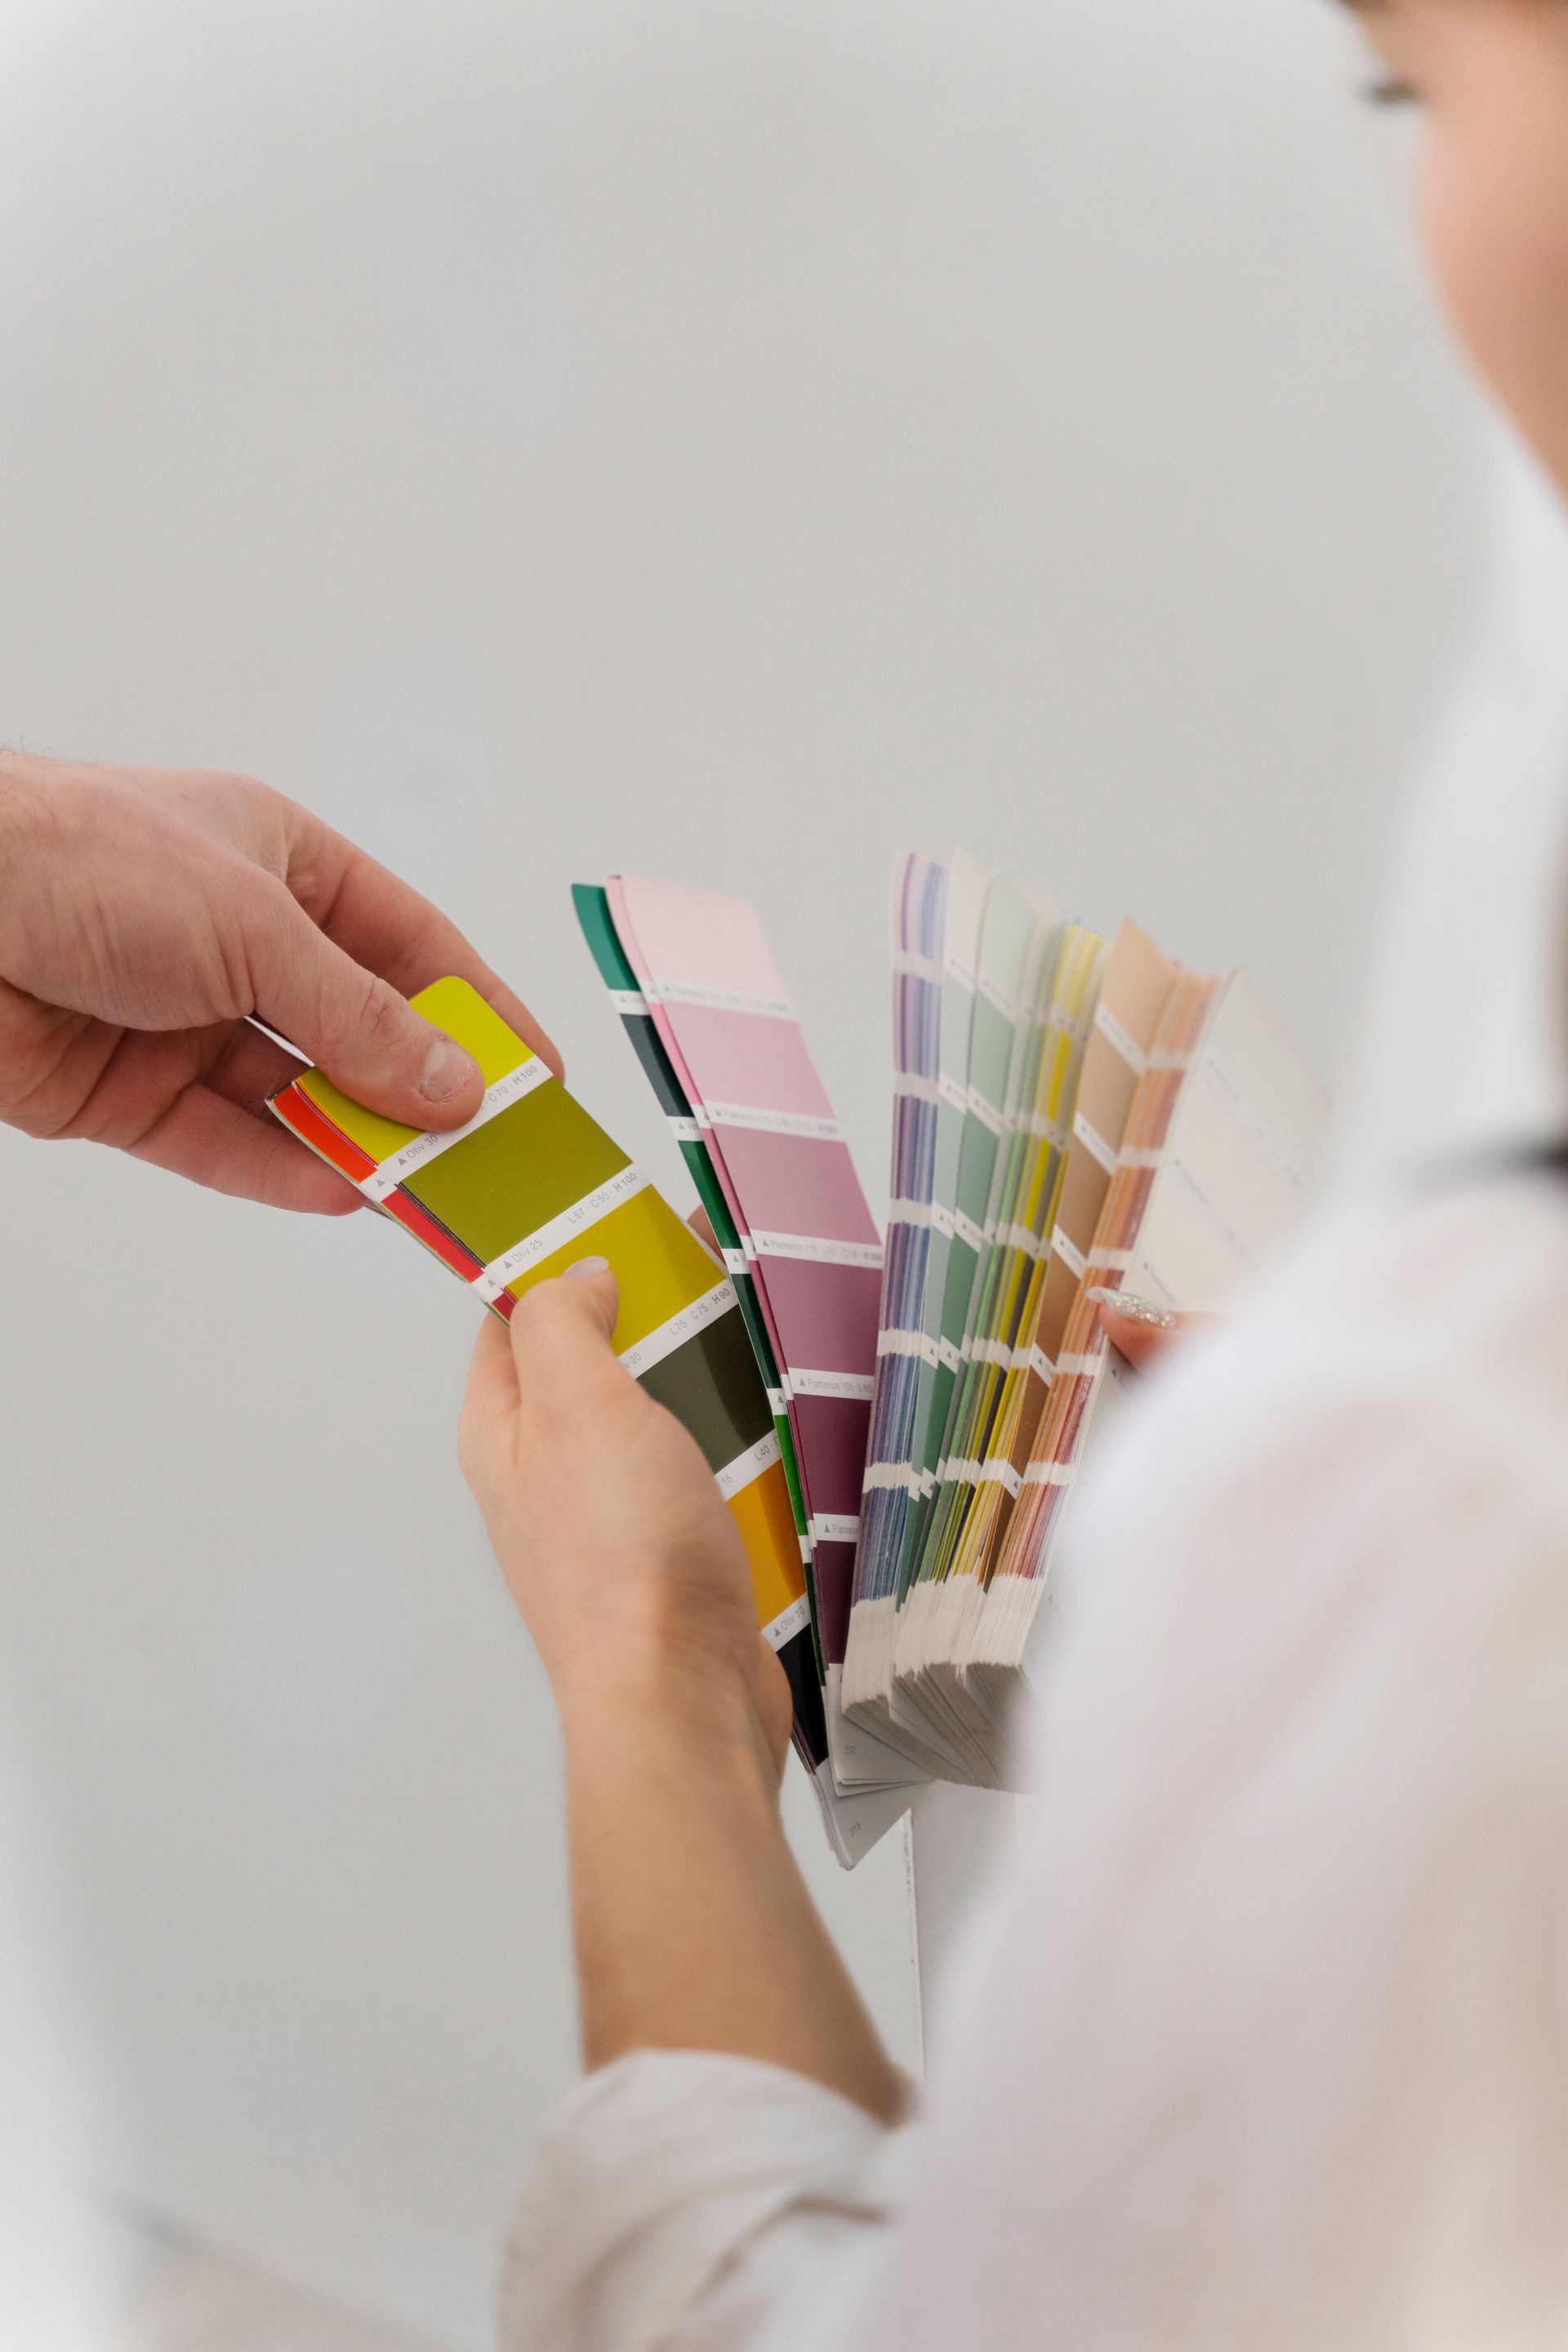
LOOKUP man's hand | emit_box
[0,753,558,1214]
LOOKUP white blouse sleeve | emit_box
[499,2051,913,2352]
[500,1175,1568,2352]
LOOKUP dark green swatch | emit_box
[639,1307,775,1473]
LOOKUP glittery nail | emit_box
[1087,1285,1175,1330]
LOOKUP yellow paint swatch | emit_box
[729,1461,808,1632]
[503,1185,725,1355]
[298,978,536,1165]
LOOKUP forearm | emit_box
[558,1665,906,2125]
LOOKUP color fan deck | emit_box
[270,862,1330,1864]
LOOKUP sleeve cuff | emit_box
[501,2050,911,2352]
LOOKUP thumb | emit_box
[247,883,485,1129]
[508,1258,624,1404]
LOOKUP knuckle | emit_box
[354,969,412,1053]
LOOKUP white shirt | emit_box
[501,1170,1568,2352]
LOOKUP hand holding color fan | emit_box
[266,970,891,1869]
[266,861,1328,1860]
[577,861,1330,1805]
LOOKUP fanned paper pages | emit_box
[266,889,1325,1856]
[576,883,917,1865]
[490,852,1324,1843]
[843,858,1065,1780]
[955,962,1331,1783]
[266,976,852,1824]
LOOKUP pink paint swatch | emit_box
[612,875,883,1664]
[665,1004,835,1120]
[710,1129,880,1248]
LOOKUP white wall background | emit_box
[0,0,1538,2345]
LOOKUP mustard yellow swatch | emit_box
[728,1462,808,1631]
[503,1187,725,1354]
[298,977,535,1165]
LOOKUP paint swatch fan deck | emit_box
[583,879,918,1846]
[266,978,899,1871]
[268,873,1330,1865]
[578,865,1331,1811]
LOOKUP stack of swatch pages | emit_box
[269,963,902,1869]
[270,861,1328,1869]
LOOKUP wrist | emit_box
[544,1583,764,1729]
[554,1630,779,1791]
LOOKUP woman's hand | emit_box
[0,751,557,1214]
[460,1258,793,1777]
[457,1256,902,2118]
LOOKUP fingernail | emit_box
[418,1035,479,1104]
[563,1255,610,1279]
[1089,1285,1175,1330]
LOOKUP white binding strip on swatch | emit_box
[969,1337,1013,1369]
[746,1231,884,1270]
[1094,1001,1148,1074]
[1019,1110,1070,1149]
[714,1431,782,1501]
[950,1459,1022,1499]
[1088,1245,1134,1272]
[761,1593,813,1652]
[610,989,648,1017]
[362,1055,552,1202]
[809,1513,862,1546]
[784,1368,876,1404]
[956,1335,1055,1382]
[942,1455,1013,1491]
[1021,1459,1075,1488]
[617,1283,737,1381]
[879,1327,940,1365]
[893,949,941,982]
[871,1326,957,1374]
[1051,1228,1089,1280]
[1071,1111,1120,1177]
[892,1072,941,1104]
[474,1165,649,1298]
[889,1198,956,1237]
[646,978,796,1022]
[721,1246,749,1276]
[667,1115,703,1143]
[862,1463,924,1494]
[702,1102,843,1143]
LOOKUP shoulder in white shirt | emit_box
[502,1169,1568,2352]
